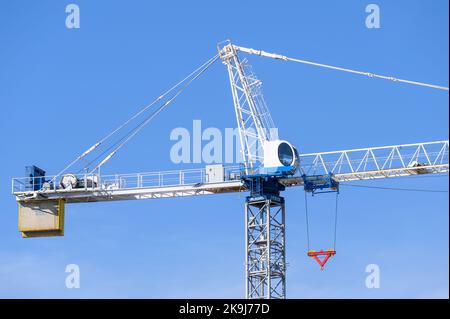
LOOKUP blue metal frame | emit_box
[25,165,46,191]
[240,164,286,201]
[302,173,339,195]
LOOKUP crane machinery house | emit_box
[260,140,299,176]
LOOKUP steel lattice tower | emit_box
[242,175,287,299]
[246,196,286,299]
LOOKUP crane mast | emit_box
[219,42,296,299]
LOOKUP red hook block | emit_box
[308,249,336,270]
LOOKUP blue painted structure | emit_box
[302,173,339,195]
[25,165,46,191]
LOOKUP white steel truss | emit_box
[246,197,286,299]
[298,140,449,182]
[218,42,276,173]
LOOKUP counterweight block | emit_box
[18,199,65,238]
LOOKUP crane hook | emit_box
[307,249,336,270]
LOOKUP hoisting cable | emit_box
[304,191,339,269]
[50,53,219,182]
[234,46,449,91]
[304,192,311,252]
[77,123,141,174]
[90,54,220,173]
[333,192,339,251]
[78,101,179,173]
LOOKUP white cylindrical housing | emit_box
[262,140,299,175]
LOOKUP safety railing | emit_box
[12,165,243,194]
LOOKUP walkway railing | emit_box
[12,166,243,194]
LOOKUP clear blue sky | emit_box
[0,0,448,298]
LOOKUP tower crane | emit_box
[12,41,449,299]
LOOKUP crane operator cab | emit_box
[259,140,299,176]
